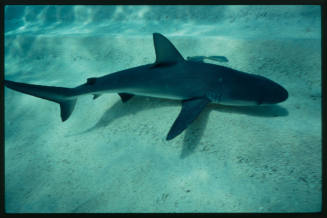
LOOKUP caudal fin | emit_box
[4,80,77,121]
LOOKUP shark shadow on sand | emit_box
[69,96,288,158]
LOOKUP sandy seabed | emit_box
[4,35,321,212]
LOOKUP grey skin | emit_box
[4,33,288,140]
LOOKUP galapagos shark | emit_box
[4,33,288,140]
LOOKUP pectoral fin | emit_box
[166,98,210,140]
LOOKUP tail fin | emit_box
[4,80,77,121]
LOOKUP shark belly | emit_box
[123,89,188,100]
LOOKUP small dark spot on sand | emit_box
[299,177,308,183]
[162,193,169,200]
[186,190,191,193]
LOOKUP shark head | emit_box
[218,72,288,106]
[257,76,289,105]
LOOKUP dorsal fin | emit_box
[153,33,184,64]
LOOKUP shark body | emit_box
[4,33,288,140]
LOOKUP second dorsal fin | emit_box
[153,33,184,64]
[87,77,97,85]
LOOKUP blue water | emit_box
[4,5,322,213]
[5,5,321,38]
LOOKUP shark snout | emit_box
[256,77,288,105]
[266,83,288,104]
[279,85,289,102]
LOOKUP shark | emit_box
[4,33,288,140]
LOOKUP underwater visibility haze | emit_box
[4,5,322,213]
[4,32,289,140]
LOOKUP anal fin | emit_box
[93,94,101,100]
[166,98,210,140]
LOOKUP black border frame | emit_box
[0,0,325,216]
